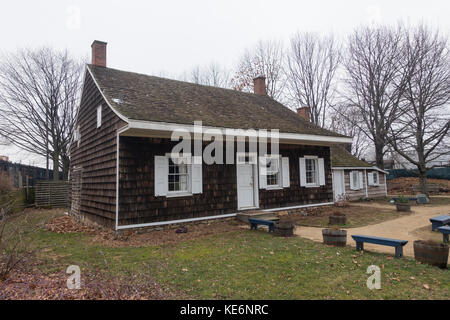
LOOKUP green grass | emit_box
[20,211,450,300]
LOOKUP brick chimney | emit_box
[91,40,107,67]
[253,76,267,96]
[297,107,311,122]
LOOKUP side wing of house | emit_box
[69,70,126,228]
[339,169,387,201]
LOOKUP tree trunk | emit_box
[52,152,60,181]
[418,167,428,196]
[62,155,70,181]
[375,143,385,170]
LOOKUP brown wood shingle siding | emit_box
[69,71,126,228]
[343,169,387,201]
[117,137,333,226]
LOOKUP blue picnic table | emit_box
[429,215,450,231]
[437,226,450,243]
[351,235,408,258]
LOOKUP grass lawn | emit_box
[286,204,410,228]
[6,210,448,300]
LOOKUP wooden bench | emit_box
[437,226,450,243]
[429,215,450,231]
[248,218,275,233]
[392,197,417,202]
[351,235,408,258]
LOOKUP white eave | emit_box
[332,166,389,174]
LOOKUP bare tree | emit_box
[285,32,341,127]
[342,25,407,169]
[329,104,371,159]
[181,62,231,88]
[388,25,450,194]
[231,39,285,100]
[0,47,83,180]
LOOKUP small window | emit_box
[372,172,379,185]
[266,157,280,187]
[168,158,189,193]
[97,105,102,128]
[74,126,81,147]
[305,158,318,186]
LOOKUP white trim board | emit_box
[332,166,388,174]
[262,202,334,212]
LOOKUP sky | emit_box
[0,0,449,167]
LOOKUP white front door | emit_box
[333,169,345,201]
[237,163,257,209]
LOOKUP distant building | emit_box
[0,155,9,162]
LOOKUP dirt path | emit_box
[295,203,450,262]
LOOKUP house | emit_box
[69,41,352,230]
[330,145,388,201]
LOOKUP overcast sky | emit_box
[0,0,449,167]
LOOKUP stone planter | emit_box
[414,240,449,269]
[274,221,295,237]
[322,229,347,247]
[396,203,411,212]
[329,214,347,225]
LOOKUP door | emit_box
[237,163,257,209]
[332,169,345,201]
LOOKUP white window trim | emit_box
[304,156,320,188]
[166,153,193,197]
[372,172,379,186]
[263,154,282,190]
[97,105,102,128]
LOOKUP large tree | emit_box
[231,39,285,100]
[285,32,341,127]
[388,25,450,194]
[0,47,83,180]
[342,25,407,169]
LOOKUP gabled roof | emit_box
[331,145,372,168]
[87,64,349,138]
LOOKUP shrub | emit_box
[396,195,409,203]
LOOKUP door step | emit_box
[236,211,280,223]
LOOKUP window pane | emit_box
[266,158,279,186]
[306,159,317,184]
[168,158,189,192]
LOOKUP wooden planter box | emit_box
[396,203,411,212]
[414,240,449,269]
[322,229,347,247]
[329,214,347,225]
[274,222,295,237]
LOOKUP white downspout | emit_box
[364,169,368,198]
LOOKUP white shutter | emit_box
[154,156,168,196]
[318,158,325,186]
[191,156,203,194]
[368,172,374,186]
[281,157,290,188]
[349,171,355,190]
[359,172,364,190]
[259,157,267,189]
[299,158,306,187]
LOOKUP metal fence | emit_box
[35,181,70,208]
[386,167,450,180]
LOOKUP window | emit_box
[305,158,318,186]
[74,126,81,147]
[266,157,280,187]
[372,172,379,185]
[168,158,189,193]
[350,171,362,190]
[97,105,102,128]
[299,157,325,187]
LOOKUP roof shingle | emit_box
[88,64,347,137]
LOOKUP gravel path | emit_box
[295,202,450,262]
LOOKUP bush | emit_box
[396,195,409,203]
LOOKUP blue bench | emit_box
[438,226,450,243]
[351,235,408,258]
[248,218,275,233]
[392,197,417,202]
[430,215,450,231]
